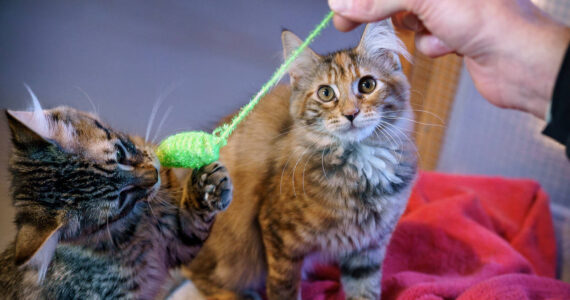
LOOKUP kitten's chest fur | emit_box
[310,141,410,199]
[264,136,414,254]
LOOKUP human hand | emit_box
[328,0,570,119]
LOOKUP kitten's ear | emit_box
[14,216,62,281]
[14,221,61,266]
[5,110,53,148]
[356,20,410,68]
[282,30,320,84]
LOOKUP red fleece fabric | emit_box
[300,172,570,300]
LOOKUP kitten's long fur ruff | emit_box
[0,98,233,299]
[187,20,417,300]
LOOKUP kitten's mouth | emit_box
[118,185,147,215]
[336,124,377,143]
[85,186,151,235]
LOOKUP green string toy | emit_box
[156,11,334,169]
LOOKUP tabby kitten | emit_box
[187,20,416,300]
[0,99,232,299]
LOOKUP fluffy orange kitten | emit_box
[187,20,417,300]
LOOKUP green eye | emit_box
[116,143,127,164]
[317,85,335,102]
[358,76,376,94]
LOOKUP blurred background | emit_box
[0,0,569,279]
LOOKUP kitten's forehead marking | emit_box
[93,120,112,140]
[326,52,363,85]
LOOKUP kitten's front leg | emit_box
[261,229,303,300]
[339,246,385,300]
[184,161,233,214]
[176,162,232,260]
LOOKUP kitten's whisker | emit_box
[379,121,421,161]
[147,196,159,224]
[383,116,446,128]
[373,128,381,140]
[75,86,99,115]
[145,84,179,142]
[374,124,396,146]
[152,105,174,144]
[269,122,312,140]
[290,147,310,198]
[375,122,402,150]
[302,151,318,197]
[146,99,162,142]
[145,187,159,221]
[375,123,403,163]
[377,121,405,150]
[409,89,425,101]
[291,141,319,197]
[373,127,393,152]
[390,109,445,124]
[321,148,329,180]
[104,207,116,249]
[280,148,297,196]
[381,121,415,145]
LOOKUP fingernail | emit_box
[329,0,348,13]
[416,35,453,58]
[430,36,452,53]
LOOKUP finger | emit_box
[415,32,454,58]
[392,12,424,32]
[333,14,361,32]
[328,0,410,23]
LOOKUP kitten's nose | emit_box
[133,166,159,188]
[344,109,360,122]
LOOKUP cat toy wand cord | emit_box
[156,11,334,169]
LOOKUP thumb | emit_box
[415,32,454,57]
[328,0,411,23]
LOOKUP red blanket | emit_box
[301,172,570,300]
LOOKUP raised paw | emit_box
[192,161,233,212]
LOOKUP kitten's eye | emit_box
[358,76,376,94]
[115,143,128,165]
[317,86,335,102]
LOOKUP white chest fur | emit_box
[345,143,403,190]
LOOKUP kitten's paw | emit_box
[193,162,232,212]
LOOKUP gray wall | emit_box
[0,0,362,249]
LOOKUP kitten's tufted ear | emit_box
[5,110,53,149]
[5,86,55,148]
[14,215,62,282]
[6,110,55,149]
[356,20,410,68]
[282,30,320,84]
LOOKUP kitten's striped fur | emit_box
[0,104,232,299]
[187,20,416,300]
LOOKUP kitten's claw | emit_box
[193,162,232,212]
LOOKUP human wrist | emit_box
[468,1,570,119]
[517,20,570,119]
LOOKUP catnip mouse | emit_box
[0,100,232,299]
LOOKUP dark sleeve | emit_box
[542,43,570,159]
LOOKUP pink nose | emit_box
[344,109,360,122]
